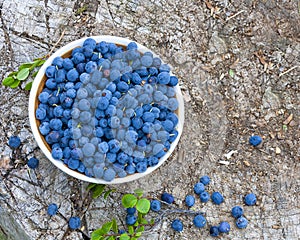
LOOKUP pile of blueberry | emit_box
[145,176,257,237]
[36,38,180,181]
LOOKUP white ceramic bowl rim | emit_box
[29,35,184,184]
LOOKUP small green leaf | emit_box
[140,218,148,225]
[136,226,144,233]
[8,72,17,77]
[130,237,138,240]
[135,232,142,237]
[136,198,150,214]
[87,183,97,191]
[128,226,134,235]
[32,71,39,77]
[112,218,118,233]
[150,219,155,224]
[10,80,20,88]
[25,81,33,90]
[134,189,144,198]
[107,237,115,240]
[19,63,33,71]
[101,221,113,234]
[91,229,103,240]
[2,77,15,86]
[229,69,235,78]
[104,189,116,199]
[37,59,46,66]
[120,233,130,240]
[16,68,30,81]
[122,194,137,208]
[92,184,106,199]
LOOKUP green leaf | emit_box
[36,59,46,66]
[92,184,106,199]
[112,218,118,233]
[8,72,17,77]
[2,77,15,86]
[128,226,134,235]
[136,226,144,233]
[229,69,235,78]
[91,229,103,240]
[104,189,116,199]
[134,189,144,198]
[107,237,115,240]
[140,218,148,225]
[150,219,155,224]
[135,232,142,237]
[18,63,33,71]
[120,233,130,240]
[101,221,113,234]
[10,80,20,88]
[32,71,38,77]
[136,198,150,214]
[122,194,137,208]
[25,81,33,90]
[130,237,138,240]
[16,68,30,81]
[87,183,97,191]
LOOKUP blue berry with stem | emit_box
[211,192,224,205]
[249,135,262,146]
[194,182,205,194]
[126,214,137,225]
[236,216,248,229]
[27,157,39,169]
[161,192,174,204]
[68,217,81,230]
[185,195,195,207]
[231,206,244,218]
[8,136,21,149]
[150,200,161,212]
[193,215,206,228]
[200,175,210,185]
[171,219,183,232]
[47,203,58,216]
[244,193,257,206]
[218,221,230,233]
[210,226,219,237]
[199,191,210,203]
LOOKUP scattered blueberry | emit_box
[161,192,174,204]
[171,219,183,232]
[125,214,137,225]
[200,175,210,185]
[210,226,219,237]
[27,157,39,169]
[236,216,248,229]
[47,203,58,216]
[193,215,206,228]
[8,136,21,149]
[244,193,256,206]
[68,216,81,230]
[185,195,195,207]
[211,192,224,205]
[150,200,161,212]
[126,207,136,215]
[194,182,205,194]
[218,221,230,233]
[199,191,210,203]
[249,135,262,146]
[231,206,244,218]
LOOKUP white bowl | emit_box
[28,36,184,184]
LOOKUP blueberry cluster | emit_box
[36,38,180,181]
[154,175,256,237]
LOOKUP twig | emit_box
[45,28,66,58]
[225,10,245,22]
[279,65,299,77]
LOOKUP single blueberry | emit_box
[199,191,210,203]
[161,192,174,204]
[185,195,195,207]
[211,192,224,205]
[68,216,81,230]
[171,219,183,232]
[236,216,248,229]
[194,182,205,194]
[47,203,58,216]
[150,200,161,212]
[193,215,206,228]
[125,214,137,225]
[218,221,230,233]
[200,175,210,185]
[231,206,244,218]
[8,136,21,149]
[244,193,257,206]
[210,226,219,237]
[27,157,39,169]
[249,135,262,146]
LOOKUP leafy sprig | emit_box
[2,58,46,90]
[87,183,116,200]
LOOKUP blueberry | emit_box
[136,162,147,173]
[85,61,97,73]
[141,54,153,67]
[199,191,210,203]
[39,122,50,136]
[161,192,174,204]
[83,38,96,50]
[127,42,138,50]
[211,192,224,205]
[231,206,244,218]
[52,57,64,68]
[27,157,39,169]
[8,136,21,149]
[193,215,206,228]
[47,203,58,216]
[63,58,74,70]
[185,195,195,207]
[200,175,210,185]
[171,219,183,232]
[68,217,81,230]
[236,216,248,229]
[169,76,178,86]
[126,207,136,215]
[36,107,47,120]
[103,168,116,181]
[68,159,80,170]
[45,66,56,78]
[218,221,230,233]
[52,147,63,160]
[150,200,161,212]
[249,135,262,146]
[126,214,137,225]
[38,92,50,104]
[66,69,79,82]
[244,193,256,206]
[210,226,219,237]
[194,182,205,194]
